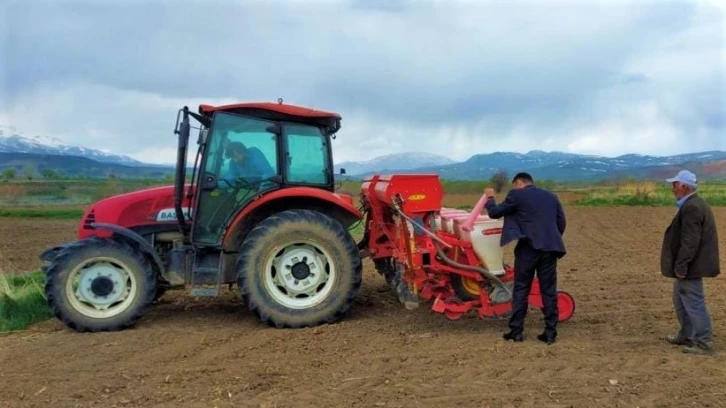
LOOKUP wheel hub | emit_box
[291,260,311,280]
[90,276,115,297]
[275,247,326,293]
[266,243,336,309]
[75,263,130,310]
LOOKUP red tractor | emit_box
[40,101,364,332]
[40,100,576,333]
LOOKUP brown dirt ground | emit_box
[1,206,726,408]
[0,219,78,273]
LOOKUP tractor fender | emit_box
[40,245,70,272]
[222,187,361,251]
[90,222,166,274]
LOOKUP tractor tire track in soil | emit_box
[1,206,726,407]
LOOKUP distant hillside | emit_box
[3,149,724,182]
[1,123,724,181]
[334,152,456,175]
[617,159,726,180]
[348,150,726,181]
[0,152,175,179]
[0,124,154,167]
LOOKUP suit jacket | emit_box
[660,193,720,279]
[484,185,567,258]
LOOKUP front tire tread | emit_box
[44,237,157,333]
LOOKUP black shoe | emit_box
[665,334,693,346]
[503,331,524,342]
[681,343,715,355]
[537,333,556,345]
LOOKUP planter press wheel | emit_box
[443,297,465,321]
[556,290,576,322]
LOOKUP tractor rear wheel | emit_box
[236,209,362,328]
[44,237,157,332]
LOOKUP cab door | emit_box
[191,112,281,246]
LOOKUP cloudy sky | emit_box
[1,0,724,165]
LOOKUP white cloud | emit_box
[1,0,724,164]
[5,82,236,164]
[565,102,682,156]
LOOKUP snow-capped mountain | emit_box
[0,124,145,166]
[335,152,456,175]
[341,150,726,181]
[1,123,724,181]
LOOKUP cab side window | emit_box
[285,124,330,185]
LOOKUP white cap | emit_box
[665,170,697,188]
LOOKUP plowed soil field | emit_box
[2,206,726,407]
[0,219,78,273]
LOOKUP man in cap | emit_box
[660,170,720,355]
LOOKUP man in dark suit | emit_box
[660,170,719,355]
[484,172,566,344]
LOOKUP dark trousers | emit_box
[509,240,559,336]
[673,278,713,347]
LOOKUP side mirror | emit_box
[340,168,346,175]
[198,128,208,145]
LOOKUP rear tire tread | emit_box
[236,209,362,328]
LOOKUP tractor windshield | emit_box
[204,113,279,184]
[191,112,281,244]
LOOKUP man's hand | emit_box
[484,188,517,218]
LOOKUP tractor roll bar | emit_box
[173,107,191,238]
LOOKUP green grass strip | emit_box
[0,208,85,219]
[575,194,726,207]
[0,271,53,333]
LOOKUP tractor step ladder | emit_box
[190,251,223,297]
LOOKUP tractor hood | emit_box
[77,184,194,239]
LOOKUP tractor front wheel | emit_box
[236,209,362,328]
[44,237,157,332]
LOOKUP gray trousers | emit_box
[673,278,713,347]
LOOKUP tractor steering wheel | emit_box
[218,176,270,191]
[218,178,249,190]
[200,175,277,234]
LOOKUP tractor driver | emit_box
[196,141,276,240]
[218,141,275,189]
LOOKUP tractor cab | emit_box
[175,100,342,246]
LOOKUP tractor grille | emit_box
[83,209,96,230]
